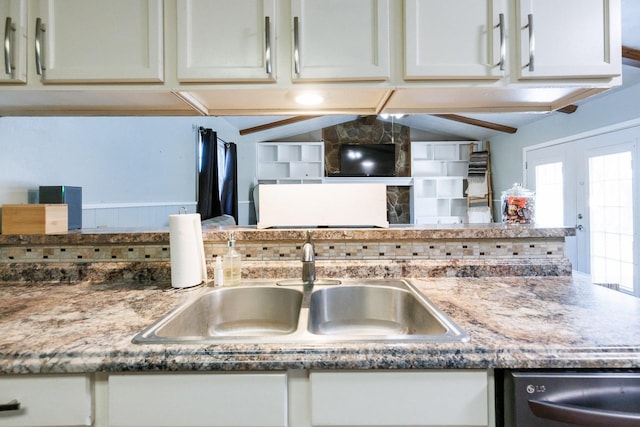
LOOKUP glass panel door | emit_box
[526,144,577,268]
[535,161,564,227]
[587,148,635,292]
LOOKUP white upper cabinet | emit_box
[0,0,26,83]
[177,0,276,82]
[516,0,621,79]
[290,0,390,81]
[35,0,163,83]
[404,0,507,80]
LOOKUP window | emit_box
[588,151,634,292]
[535,162,564,227]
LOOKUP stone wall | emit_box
[323,118,411,224]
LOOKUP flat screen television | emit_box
[339,144,396,177]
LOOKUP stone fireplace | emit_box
[322,118,411,224]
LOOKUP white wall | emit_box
[491,67,640,204]
[0,116,242,228]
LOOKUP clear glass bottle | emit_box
[213,256,224,287]
[223,232,241,286]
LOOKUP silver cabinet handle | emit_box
[4,16,15,76]
[0,399,20,411]
[293,16,300,75]
[4,16,14,76]
[529,399,640,426]
[35,17,46,75]
[265,16,272,75]
[525,13,534,72]
[497,13,505,70]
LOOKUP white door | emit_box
[526,144,578,268]
[290,0,390,81]
[404,0,506,80]
[176,0,276,82]
[516,0,621,79]
[526,127,639,296]
[0,0,26,83]
[36,0,163,83]
[579,140,637,294]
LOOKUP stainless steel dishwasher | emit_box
[502,370,640,426]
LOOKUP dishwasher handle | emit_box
[529,399,640,427]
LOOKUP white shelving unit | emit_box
[256,142,324,184]
[411,141,478,224]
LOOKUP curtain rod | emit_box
[198,126,230,144]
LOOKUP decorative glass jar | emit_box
[501,183,535,224]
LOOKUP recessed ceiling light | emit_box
[295,92,324,106]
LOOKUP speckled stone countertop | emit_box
[0,223,575,245]
[1,275,639,374]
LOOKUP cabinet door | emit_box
[0,375,92,426]
[291,0,390,81]
[310,370,488,426]
[177,0,276,82]
[108,372,287,427]
[36,0,163,83]
[0,0,26,83]
[404,0,506,80]
[517,0,621,79]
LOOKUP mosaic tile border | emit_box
[0,238,565,263]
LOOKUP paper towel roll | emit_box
[169,213,207,288]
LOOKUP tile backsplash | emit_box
[0,226,574,283]
[1,239,564,264]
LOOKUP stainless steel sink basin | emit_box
[308,285,448,336]
[133,279,468,344]
[134,286,303,342]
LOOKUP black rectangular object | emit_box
[38,186,82,230]
[339,144,396,177]
[502,370,640,426]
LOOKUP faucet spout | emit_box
[301,231,316,285]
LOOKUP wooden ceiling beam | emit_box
[557,104,578,114]
[239,115,322,135]
[432,114,518,134]
[623,45,640,62]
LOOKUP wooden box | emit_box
[1,204,68,235]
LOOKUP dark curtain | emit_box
[197,128,222,220]
[197,128,238,223]
[220,142,238,223]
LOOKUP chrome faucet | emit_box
[301,230,316,285]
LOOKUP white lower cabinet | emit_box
[0,374,92,427]
[107,372,287,427]
[309,370,489,427]
[10,370,490,427]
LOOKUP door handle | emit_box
[264,16,272,75]
[4,16,15,76]
[293,16,300,75]
[524,14,534,72]
[0,399,20,411]
[35,17,46,75]
[496,13,505,70]
[529,399,640,426]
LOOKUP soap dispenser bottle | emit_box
[223,231,241,286]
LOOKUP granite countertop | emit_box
[0,223,575,245]
[1,275,639,374]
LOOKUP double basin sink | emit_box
[133,279,469,344]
